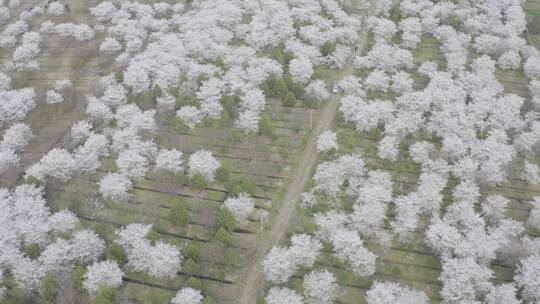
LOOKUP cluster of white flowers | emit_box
[45,79,72,104]
[0,3,9,24]
[224,193,255,227]
[176,105,202,129]
[68,76,157,200]
[316,130,338,153]
[236,87,267,133]
[312,153,365,198]
[116,224,183,279]
[42,23,95,41]
[83,260,124,293]
[155,149,183,173]
[27,79,118,182]
[170,288,203,304]
[289,57,313,84]
[188,150,220,182]
[305,80,330,102]
[6,30,42,71]
[0,123,33,173]
[264,245,341,304]
[265,287,303,304]
[25,148,77,181]
[303,270,338,304]
[47,2,65,16]
[0,185,110,292]
[366,281,429,304]
[317,216,377,277]
[99,172,132,202]
[99,37,122,53]
[515,254,540,303]
[354,43,413,72]
[263,234,322,284]
[3,0,540,303]
[345,3,536,187]
[45,90,63,104]
[266,1,540,301]
[0,6,42,49]
[85,0,360,133]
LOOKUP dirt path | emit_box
[235,7,373,304]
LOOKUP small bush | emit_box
[190,173,209,190]
[226,176,256,196]
[176,171,190,185]
[93,286,116,304]
[270,48,285,65]
[215,164,232,183]
[92,223,110,240]
[230,184,246,197]
[146,229,161,244]
[259,113,276,139]
[106,243,128,266]
[24,244,41,259]
[273,79,288,99]
[262,74,288,99]
[171,116,188,132]
[153,221,168,234]
[220,109,232,126]
[214,57,225,68]
[183,243,203,263]
[169,200,190,227]
[283,73,305,98]
[183,258,200,276]
[260,81,271,97]
[40,274,58,302]
[24,176,42,186]
[320,41,337,56]
[283,92,297,107]
[215,227,232,247]
[186,277,204,291]
[218,208,236,232]
[73,265,86,292]
[221,95,239,119]
[138,92,156,108]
